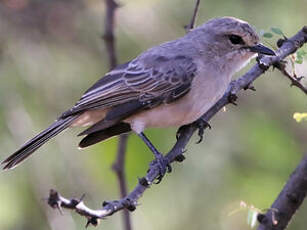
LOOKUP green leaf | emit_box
[295,50,306,64]
[271,27,284,36]
[297,50,307,58]
[263,32,273,38]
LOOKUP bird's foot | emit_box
[150,154,172,184]
[193,118,211,144]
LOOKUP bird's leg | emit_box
[138,132,172,183]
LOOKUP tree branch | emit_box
[112,133,131,230]
[274,61,307,94]
[257,154,307,230]
[102,1,132,230]
[103,0,118,70]
[47,25,307,227]
[185,0,200,32]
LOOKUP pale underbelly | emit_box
[125,70,230,133]
[125,86,225,133]
[126,100,210,128]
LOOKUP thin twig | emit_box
[103,0,118,69]
[47,26,307,227]
[257,154,307,230]
[185,0,200,32]
[102,0,132,230]
[112,133,131,230]
[274,61,307,94]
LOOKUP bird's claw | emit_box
[193,118,211,144]
[150,154,172,184]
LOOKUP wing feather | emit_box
[60,54,197,118]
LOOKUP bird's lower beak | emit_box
[248,44,276,56]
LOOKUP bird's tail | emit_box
[1,116,78,170]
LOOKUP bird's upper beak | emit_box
[247,44,276,56]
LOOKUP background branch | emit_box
[257,154,307,230]
[185,0,200,32]
[102,1,132,230]
[103,0,118,69]
[112,133,131,230]
[47,23,307,227]
[274,61,307,94]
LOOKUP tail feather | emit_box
[1,116,77,170]
[79,122,131,148]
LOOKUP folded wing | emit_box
[60,54,197,119]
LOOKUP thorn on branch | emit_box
[86,217,99,228]
[102,200,121,212]
[48,189,82,214]
[228,93,238,106]
[277,38,285,48]
[80,193,86,202]
[123,198,137,212]
[102,200,109,207]
[174,154,186,162]
[244,83,256,91]
[48,190,63,214]
[256,55,271,71]
[138,177,150,187]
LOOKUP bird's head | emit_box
[190,17,275,74]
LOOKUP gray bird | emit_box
[2,17,275,178]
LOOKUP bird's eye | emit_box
[228,34,245,45]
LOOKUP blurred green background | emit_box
[0,0,306,229]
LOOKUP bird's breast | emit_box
[126,70,231,133]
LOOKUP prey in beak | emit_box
[247,44,276,56]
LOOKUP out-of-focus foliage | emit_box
[294,113,307,122]
[295,50,307,64]
[0,0,306,230]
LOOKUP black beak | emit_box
[248,44,276,56]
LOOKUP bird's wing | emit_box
[60,54,197,118]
